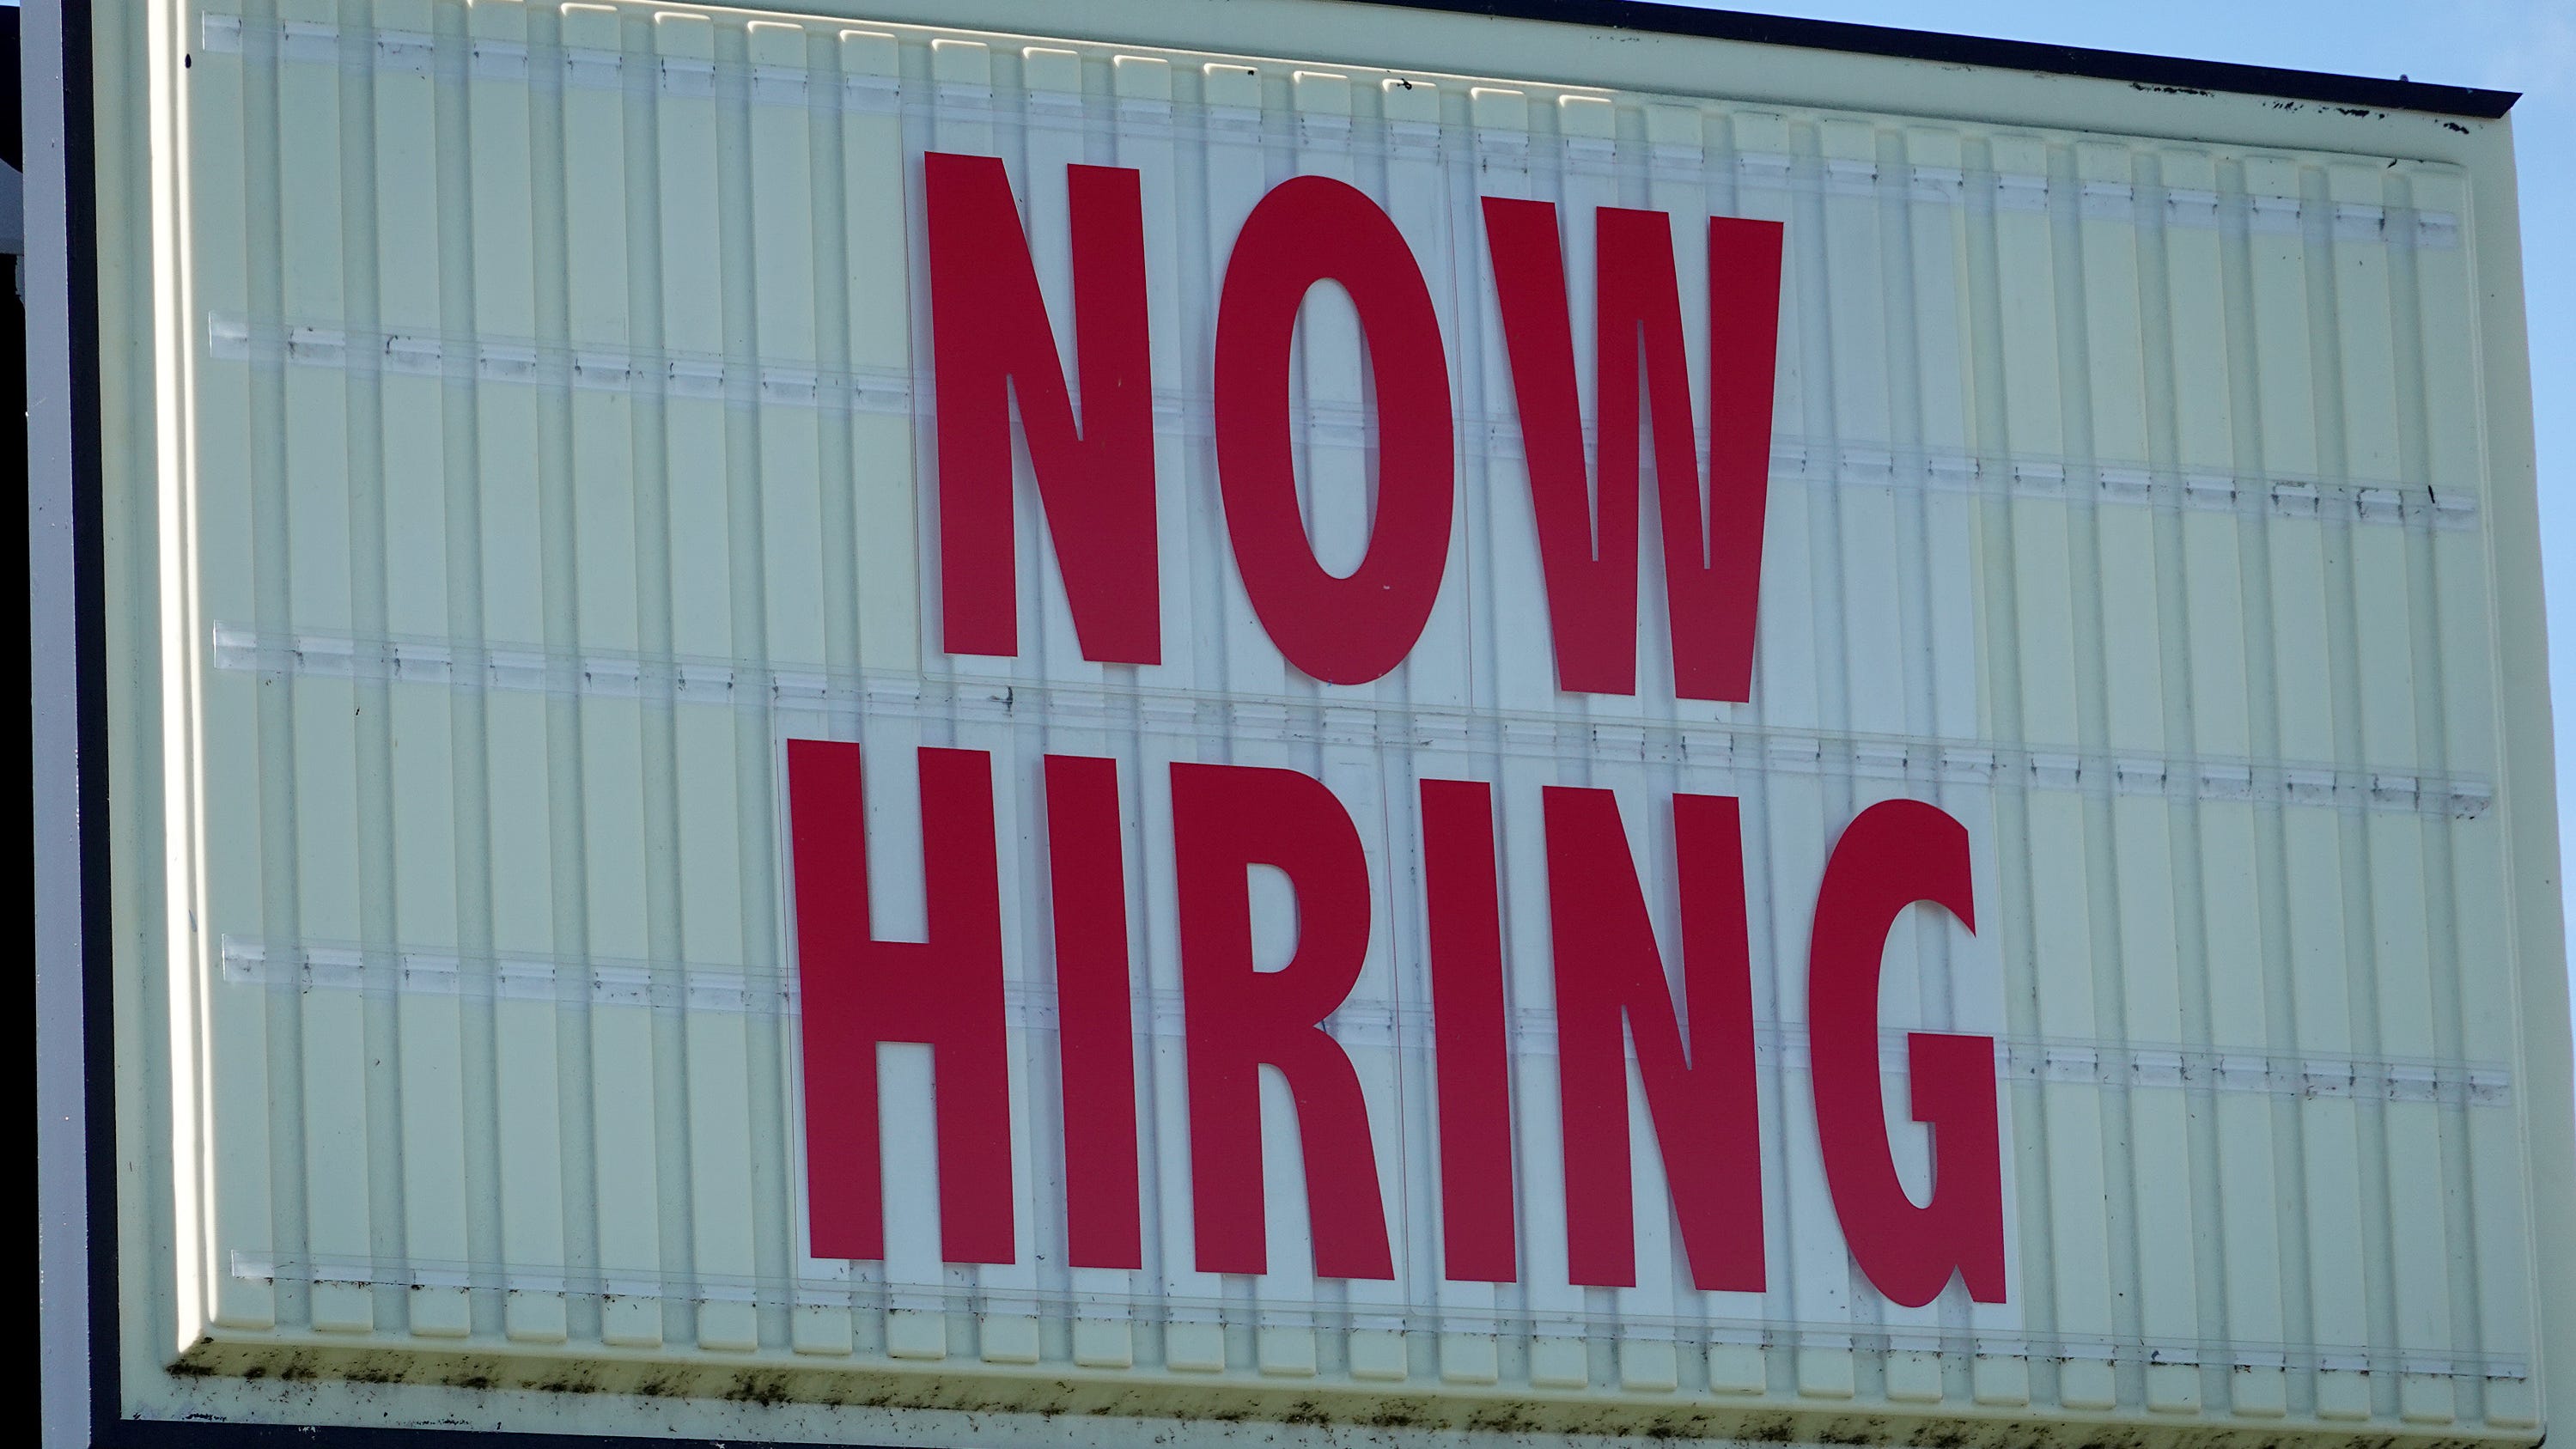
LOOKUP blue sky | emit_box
[1685,0,2576,1064]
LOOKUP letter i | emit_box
[1422,778,1518,1282]
[1046,754,1144,1269]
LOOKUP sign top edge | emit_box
[1345,0,2519,119]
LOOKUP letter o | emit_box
[1214,176,1454,685]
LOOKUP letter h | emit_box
[785,740,1016,1264]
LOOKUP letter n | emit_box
[926,152,1159,664]
[1544,787,1763,1290]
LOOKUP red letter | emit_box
[786,740,1014,1263]
[1544,788,1762,1291]
[1483,199,1783,702]
[1045,755,1142,1269]
[1214,176,1453,685]
[1422,778,1515,1282]
[927,152,1158,664]
[1809,800,2006,1306]
[1172,763,1394,1278]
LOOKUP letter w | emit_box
[927,152,1159,664]
[1483,199,1782,702]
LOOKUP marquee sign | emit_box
[71,0,2561,1440]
